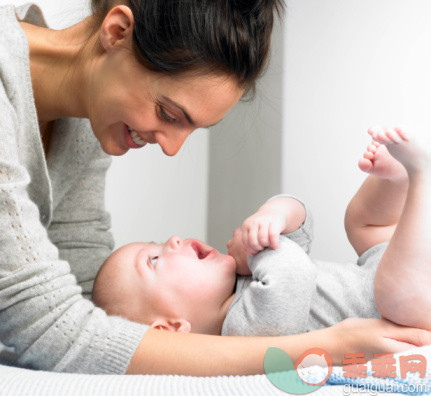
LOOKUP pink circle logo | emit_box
[295,348,333,386]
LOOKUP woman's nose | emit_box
[156,130,192,156]
[167,236,183,249]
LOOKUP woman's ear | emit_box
[99,5,134,51]
[150,318,191,333]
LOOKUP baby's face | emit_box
[97,236,237,333]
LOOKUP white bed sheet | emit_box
[0,363,403,396]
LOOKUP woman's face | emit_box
[87,6,244,156]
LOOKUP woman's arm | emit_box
[127,318,431,375]
[48,139,115,300]
[0,82,148,374]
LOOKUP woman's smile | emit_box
[123,124,147,149]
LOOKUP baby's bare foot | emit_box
[358,128,408,181]
[369,126,431,176]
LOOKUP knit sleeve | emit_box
[47,143,115,301]
[0,82,149,374]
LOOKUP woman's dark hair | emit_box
[90,0,285,97]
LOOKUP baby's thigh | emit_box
[373,243,431,329]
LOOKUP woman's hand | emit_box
[325,317,431,365]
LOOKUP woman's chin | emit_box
[99,139,129,156]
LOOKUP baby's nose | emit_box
[227,239,232,248]
[167,236,183,249]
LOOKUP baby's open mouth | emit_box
[191,241,213,260]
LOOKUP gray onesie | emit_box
[221,195,384,336]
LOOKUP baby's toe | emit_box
[363,150,374,160]
[385,128,403,143]
[394,127,410,142]
[368,126,379,138]
[369,126,388,144]
[367,144,377,153]
[358,158,373,173]
[374,131,390,144]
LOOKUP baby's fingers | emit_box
[257,223,270,248]
[245,224,261,254]
[268,223,280,250]
[241,227,256,255]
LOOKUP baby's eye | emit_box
[150,256,158,266]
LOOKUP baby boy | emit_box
[92,127,431,335]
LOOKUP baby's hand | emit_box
[240,206,286,255]
[227,227,252,276]
[228,196,306,272]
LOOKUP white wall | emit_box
[3,0,91,27]
[6,0,209,248]
[282,0,431,261]
[207,19,284,253]
[105,134,208,247]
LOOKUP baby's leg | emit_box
[345,127,409,256]
[370,127,431,330]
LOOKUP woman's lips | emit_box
[123,123,146,149]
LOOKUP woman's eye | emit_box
[150,256,158,266]
[159,106,177,124]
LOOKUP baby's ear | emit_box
[150,318,191,333]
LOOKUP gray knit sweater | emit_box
[0,3,149,374]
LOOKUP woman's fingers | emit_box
[373,317,431,347]
[327,318,431,365]
[379,337,419,355]
[390,324,431,347]
[338,318,431,357]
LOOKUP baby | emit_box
[92,126,431,335]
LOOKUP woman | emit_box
[0,0,429,376]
